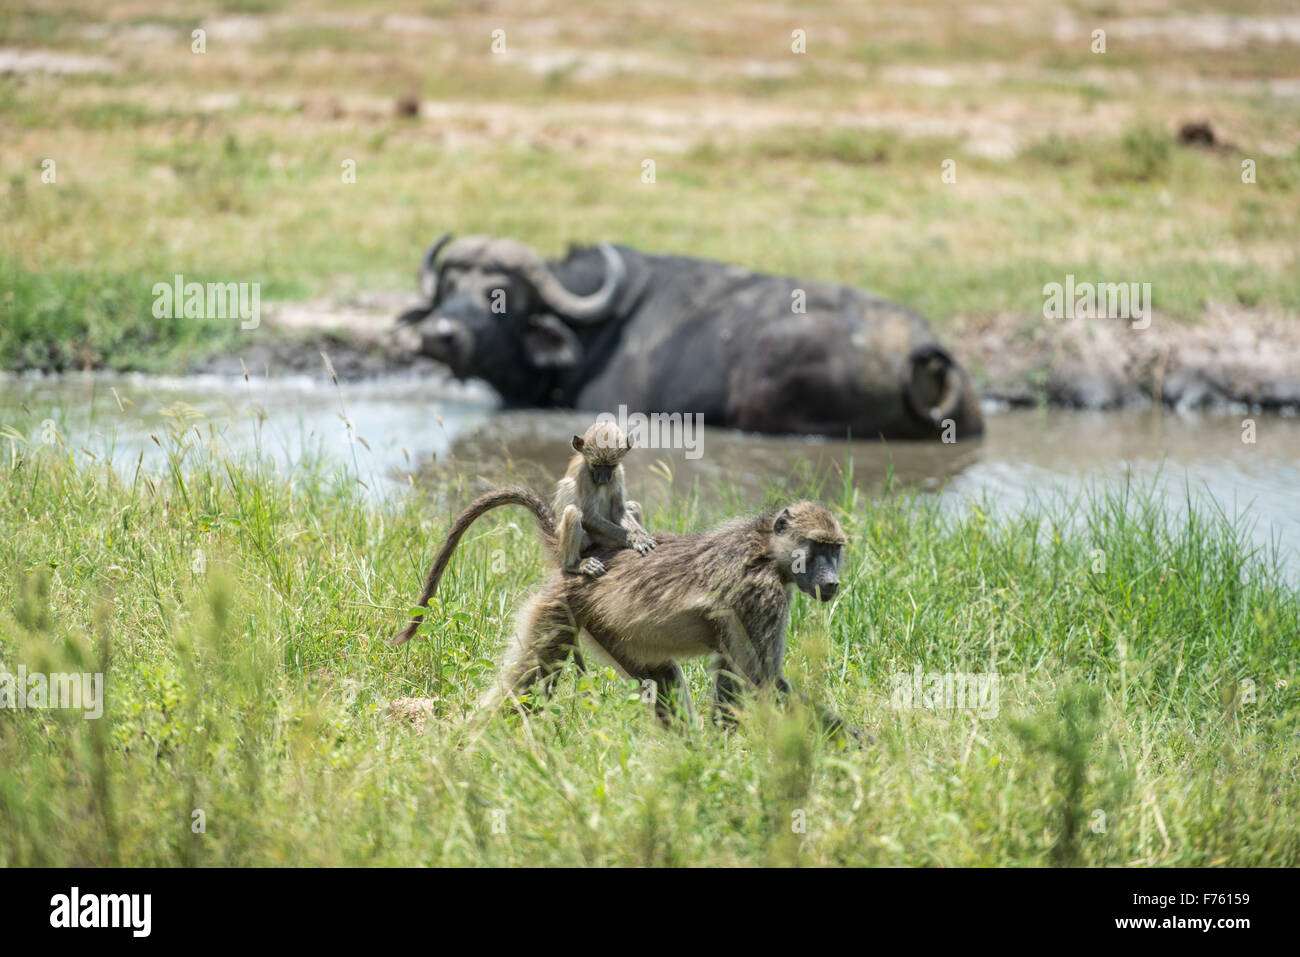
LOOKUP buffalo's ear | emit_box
[523,313,581,369]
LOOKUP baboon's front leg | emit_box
[710,661,746,730]
[708,608,777,691]
[707,610,774,729]
[774,676,870,745]
[583,498,656,555]
[581,511,635,551]
[707,605,867,745]
[641,661,694,727]
[711,665,865,744]
[619,500,657,555]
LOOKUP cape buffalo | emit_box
[396,234,983,439]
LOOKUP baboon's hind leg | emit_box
[710,657,746,729]
[557,504,605,577]
[476,592,580,714]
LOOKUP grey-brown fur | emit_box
[477,500,863,741]
[553,421,656,577]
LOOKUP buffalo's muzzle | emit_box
[421,317,471,374]
[432,317,458,347]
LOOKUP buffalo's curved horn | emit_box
[518,242,627,324]
[417,232,453,301]
[904,346,964,426]
[931,364,963,424]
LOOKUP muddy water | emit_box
[5,372,1298,575]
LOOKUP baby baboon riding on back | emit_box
[554,421,656,577]
[392,421,654,645]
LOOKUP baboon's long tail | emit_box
[391,485,557,646]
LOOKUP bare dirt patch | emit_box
[194,291,438,380]
[957,306,1300,411]
[0,48,117,75]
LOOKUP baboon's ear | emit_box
[571,435,585,452]
[773,508,792,535]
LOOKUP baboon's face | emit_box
[573,424,631,485]
[793,540,842,601]
[587,461,622,485]
[773,504,846,601]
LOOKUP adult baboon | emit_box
[392,485,860,739]
[461,493,860,739]
[486,501,852,738]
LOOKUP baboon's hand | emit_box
[843,724,873,748]
[629,531,657,555]
[578,557,607,577]
[815,702,872,748]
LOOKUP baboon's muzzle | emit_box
[798,579,839,601]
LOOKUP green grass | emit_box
[0,257,248,373]
[0,413,1296,866]
[4,121,1296,372]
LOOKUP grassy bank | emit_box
[2,0,1299,372]
[1,414,1296,866]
